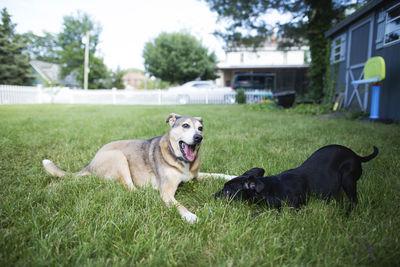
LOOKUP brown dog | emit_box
[43,113,234,223]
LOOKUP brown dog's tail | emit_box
[42,159,90,177]
[360,146,379,162]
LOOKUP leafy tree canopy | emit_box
[0,8,31,85]
[107,66,125,89]
[203,0,367,100]
[22,31,60,63]
[204,0,361,48]
[57,12,108,89]
[22,11,121,89]
[143,32,218,84]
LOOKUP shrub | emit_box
[246,102,280,111]
[236,89,246,104]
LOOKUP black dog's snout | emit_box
[193,134,203,144]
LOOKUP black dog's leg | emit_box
[342,176,359,216]
[287,197,301,211]
[252,198,282,216]
[293,200,301,212]
[267,197,282,212]
[252,210,265,217]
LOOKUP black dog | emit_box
[214,145,378,214]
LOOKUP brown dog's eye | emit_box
[182,123,190,128]
[198,126,203,131]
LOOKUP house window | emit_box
[331,34,346,63]
[376,10,386,49]
[384,2,400,46]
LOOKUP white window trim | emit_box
[376,10,385,49]
[331,34,346,64]
[383,2,400,47]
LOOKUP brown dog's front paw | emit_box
[181,211,198,224]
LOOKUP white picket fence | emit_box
[0,85,272,105]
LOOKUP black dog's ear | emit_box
[253,168,265,177]
[244,176,264,193]
[241,167,265,178]
[244,180,256,190]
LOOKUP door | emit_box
[345,16,374,111]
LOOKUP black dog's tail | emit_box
[360,146,379,162]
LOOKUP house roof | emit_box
[325,0,386,38]
[218,64,309,70]
[30,60,61,84]
[30,60,80,88]
[123,72,146,81]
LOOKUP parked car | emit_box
[231,73,275,103]
[167,81,235,104]
[231,73,275,91]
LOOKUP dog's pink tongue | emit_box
[184,144,195,161]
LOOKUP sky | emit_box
[2,0,228,71]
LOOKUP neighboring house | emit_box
[30,60,61,86]
[30,60,79,88]
[325,0,400,121]
[122,72,146,90]
[217,38,310,94]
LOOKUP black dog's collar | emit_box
[169,143,190,163]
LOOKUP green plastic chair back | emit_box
[364,56,386,82]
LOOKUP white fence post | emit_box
[112,87,117,105]
[0,85,5,104]
[67,88,73,104]
[36,84,43,104]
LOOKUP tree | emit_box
[22,31,60,63]
[21,12,111,89]
[143,32,218,84]
[57,11,109,89]
[0,8,31,85]
[203,0,365,100]
[108,67,125,89]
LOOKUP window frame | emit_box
[330,34,346,64]
[383,2,400,47]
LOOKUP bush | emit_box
[236,89,246,104]
[246,101,280,111]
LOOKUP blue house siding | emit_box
[374,37,400,120]
[331,61,347,94]
[326,0,400,121]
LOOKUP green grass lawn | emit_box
[1,104,399,266]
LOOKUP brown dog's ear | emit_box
[166,113,181,127]
[194,117,203,124]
